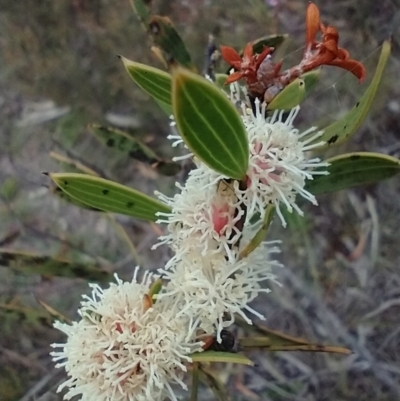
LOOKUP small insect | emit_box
[202,329,237,353]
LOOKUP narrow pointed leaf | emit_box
[121,58,172,114]
[267,78,306,110]
[51,184,103,212]
[239,337,351,354]
[172,68,248,179]
[190,351,253,366]
[0,249,111,282]
[312,40,391,148]
[305,152,400,195]
[37,300,72,324]
[148,15,194,70]
[89,124,180,176]
[148,278,163,302]
[50,173,171,221]
[239,205,275,259]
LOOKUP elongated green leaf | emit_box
[51,184,102,212]
[173,68,248,179]
[302,70,321,96]
[148,15,194,70]
[89,124,180,176]
[313,40,391,147]
[305,152,400,195]
[239,337,351,354]
[190,351,253,366]
[267,78,306,110]
[121,58,172,114]
[50,173,171,221]
[239,205,275,259]
[0,249,111,282]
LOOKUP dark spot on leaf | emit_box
[106,138,115,147]
[344,125,347,129]
[327,135,339,145]
[102,189,109,195]
[149,21,161,35]
[129,150,152,162]
[299,81,304,86]
[356,102,360,108]
[126,201,134,208]
[350,155,361,161]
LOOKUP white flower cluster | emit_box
[52,84,328,401]
[51,268,203,401]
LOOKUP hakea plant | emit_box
[46,2,399,401]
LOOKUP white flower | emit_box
[240,98,329,226]
[158,242,282,341]
[51,268,203,401]
[154,162,244,262]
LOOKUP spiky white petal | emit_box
[158,242,282,341]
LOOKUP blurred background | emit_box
[1,0,400,400]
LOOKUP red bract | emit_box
[221,43,275,96]
[220,2,366,102]
[299,2,366,82]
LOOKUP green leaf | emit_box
[302,70,321,96]
[0,249,111,282]
[312,40,391,148]
[51,184,103,212]
[267,78,306,110]
[305,152,400,195]
[121,58,172,114]
[129,0,151,24]
[239,337,351,354]
[239,205,275,259]
[148,15,194,70]
[149,278,163,302]
[89,124,180,176]
[214,73,229,91]
[172,68,248,179]
[189,351,254,366]
[50,173,171,221]
[249,34,288,55]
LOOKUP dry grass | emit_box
[1,0,400,400]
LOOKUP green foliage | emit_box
[50,173,171,221]
[121,58,173,114]
[306,152,400,195]
[147,15,195,70]
[0,177,18,200]
[249,34,288,55]
[267,78,306,110]
[190,350,254,365]
[89,124,180,176]
[311,40,391,148]
[239,205,275,259]
[172,68,248,179]
[0,249,111,281]
[302,70,321,96]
